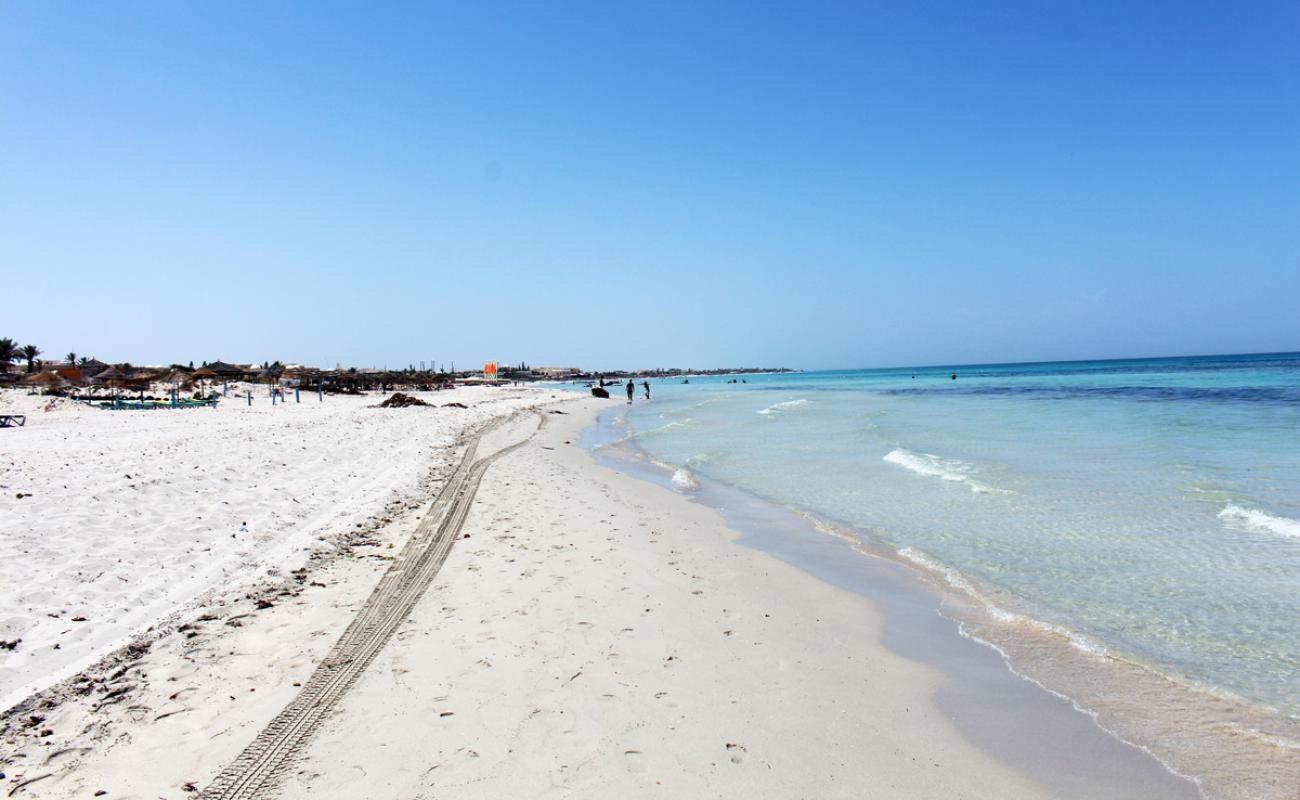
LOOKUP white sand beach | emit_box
[277,402,1060,799]
[1,394,1211,799]
[0,386,545,713]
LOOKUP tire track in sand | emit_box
[199,412,541,800]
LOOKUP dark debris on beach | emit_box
[372,393,430,408]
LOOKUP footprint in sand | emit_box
[623,749,648,773]
[726,742,748,764]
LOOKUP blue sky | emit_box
[2,2,1297,371]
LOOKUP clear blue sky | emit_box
[2,2,1297,371]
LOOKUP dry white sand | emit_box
[0,385,546,713]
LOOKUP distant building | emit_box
[78,358,110,378]
[535,367,582,379]
[205,361,252,378]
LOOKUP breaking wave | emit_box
[638,419,692,437]
[1219,505,1300,539]
[757,398,809,415]
[671,468,700,491]
[883,448,1012,495]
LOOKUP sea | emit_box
[571,352,1300,796]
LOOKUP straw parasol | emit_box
[91,366,128,397]
[189,367,218,397]
[54,365,83,382]
[156,369,193,400]
[78,359,109,379]
[24,370,67,389]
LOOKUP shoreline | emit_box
[587,402,1300,800]
[278,397,1112,798]
[0,394,1284,798]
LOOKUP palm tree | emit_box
[0,338,16,368]
[78,356,90,366]
[66,351,77,364]
[20,344,41,373]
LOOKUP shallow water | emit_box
[571,352,1300,796]
[584,417,1202,799]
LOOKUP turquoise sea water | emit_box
[603,353,1300,724]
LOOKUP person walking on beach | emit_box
[643,380,650,399]
[626,379,634,403]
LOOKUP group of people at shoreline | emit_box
[626,379,649,402]
[596,376,650,402]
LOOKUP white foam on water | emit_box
[671,468,700,491]
[756,398,809,415]
[798,510,866,547]
[883,448,1013,495]
[638,419,692,437]
[986,605,1113,658]
[795,518,1209,794]
[897,547,1113,657]
[898,546,984,597]
[949,619,1211,799]
[1218,505,1300,539]
[685,395,724,410]
[1224,722,1300,751]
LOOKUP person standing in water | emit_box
[626,379,634,403]
[643,380,650,399]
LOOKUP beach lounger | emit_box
[0,414,26,428]
[94,397,218,410]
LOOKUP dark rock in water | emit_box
[442,402,468,408]
[591,387,610,399]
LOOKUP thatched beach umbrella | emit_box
[189,367,217,396]
[156,369,192,403]
[91,366,128,398]
[54,365,83,383]
[93,366,126,387]
[78,358,109,379]
[23,370,67,390]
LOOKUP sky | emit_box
[1,2,1297,371]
